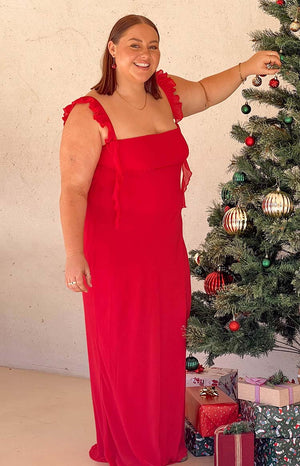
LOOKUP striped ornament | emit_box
[262,189,293,218]
[204,269,234,295]
[222,206,248,235]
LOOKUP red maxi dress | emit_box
[63,70,192,466]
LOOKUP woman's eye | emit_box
[150,46,158,50]
[130,44,139,48]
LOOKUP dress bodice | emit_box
[63,70,192,227]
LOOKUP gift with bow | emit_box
[238,371,300,408]
[185,386,238,437]
[214,422,254,466]
[186,366,238,401]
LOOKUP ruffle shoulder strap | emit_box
[156,70,183,124]
[62,96,115,144]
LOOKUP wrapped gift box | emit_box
[186,366,238,401]
[184,418,214,457]
[185,386,238,437]
[240,400,300,439]
[214,425,254,466]
[238,378,300,407]
[255,438,300,465]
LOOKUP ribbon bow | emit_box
[200,385,219,397]
[244,377,267,386]
[244,377,267,403]
[244,376,294,405]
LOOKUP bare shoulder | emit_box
[63,91,110,145]
[62,96,102,150]
[64,90,110,126]
[85,89,112,107]
[64,97,97,128]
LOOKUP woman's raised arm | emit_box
[171,50,281,117]
[59,104,102,292]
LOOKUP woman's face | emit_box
[108,23,160,85]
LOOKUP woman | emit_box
[60,14,280,466]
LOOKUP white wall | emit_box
[1,0,298,380]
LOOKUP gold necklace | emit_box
[115,90,147,111]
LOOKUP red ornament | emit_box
[269,77,280,88]
[224,205,231,213]
[229,320,240,332]
[276,0,285,5]
[204,269,234,295]
[245,136,255,146]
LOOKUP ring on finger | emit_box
[266,62,272,70]
[68,281,77,285]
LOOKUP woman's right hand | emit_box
[65,253,92,293]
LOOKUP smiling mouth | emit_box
[134,63,150,68]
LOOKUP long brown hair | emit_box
[92,15,161,99]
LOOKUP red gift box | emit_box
[185,386,238,437]
[214,426,254,466]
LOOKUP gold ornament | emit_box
[222,206,248,235]
[262,188,294,217]
[290,8,300,32]
[290,19,300,32]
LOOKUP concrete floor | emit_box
[0,366,213,466]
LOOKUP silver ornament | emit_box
[252,75,262,87]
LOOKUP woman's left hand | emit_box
[241,50,281,78]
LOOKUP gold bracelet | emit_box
[238,63,247,83]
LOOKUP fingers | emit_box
[75,276,88,293]
[265,50,280,60]
[66,271,92,293]
[244,50,282,79]
[66,277,86,293]
[65,255,92,293]
[84,270,92,288]
[263,51,281,73]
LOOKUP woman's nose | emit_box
[139,47,150,58]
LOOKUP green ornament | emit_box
[194,266,206,277]
[221,185,233,203]
[279,48,285,63]
[186,353,199,371]
[283,116,293,124]
[233,171,247,185]
[241,103,251,115]
[262,257,271,268]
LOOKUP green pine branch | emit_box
[187,0,300,364]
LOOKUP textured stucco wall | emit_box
[1,0,298,379]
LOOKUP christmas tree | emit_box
[187,0,300,366]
